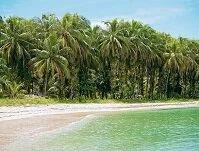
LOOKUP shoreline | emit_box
[1,101,199,147]
[1,101,199,122]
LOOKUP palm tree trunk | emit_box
[149,69,155,99]
[157,67,164,98]
[166,71,171,98]
[43,70,48,96]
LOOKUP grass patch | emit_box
[0,98,59,106]
[0,98,198,106]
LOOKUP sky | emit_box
[0,0,199,39]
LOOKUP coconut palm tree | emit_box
[32,14,60,39]
[163,40,188,97]
[100,19,131,58]
[99,19,132,98]
[0,17,32,67]
[59,13,91,63]
[30,32,70,96]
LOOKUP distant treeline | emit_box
[0,13,198,99]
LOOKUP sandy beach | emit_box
[1,101,199,148]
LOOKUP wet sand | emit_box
[0,112,91,146]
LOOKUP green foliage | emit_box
[0,98,58,106]
[0,98,197,106]
[2,81,26,98]
[0,14,198,101]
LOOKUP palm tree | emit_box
[0,55,10,96]
[163,40,188,97]
[3,81,26,98]
[30,32,70,96]
[99,19,131,98]
[59,13,91,63]
[0,17,32,67]
[32,14,60,39]
[100,19,131,58]
[180,39,199,97]
[59,13,94,98]
[0,52,22,97]
[122,20,161,98]
[0,13,199,100]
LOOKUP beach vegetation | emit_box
[0,14,198,100]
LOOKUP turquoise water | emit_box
[10,108,199,151]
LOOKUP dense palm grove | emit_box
[0,14,198,99]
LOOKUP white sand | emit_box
[1,101,199,122]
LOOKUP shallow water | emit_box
[8,108,199,151]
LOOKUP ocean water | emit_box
[8,108,199,151]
